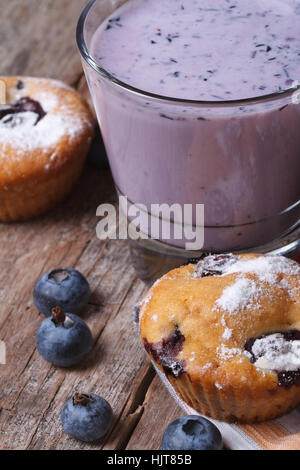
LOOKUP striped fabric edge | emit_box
[154,364,300,450]
[135,305,300,450]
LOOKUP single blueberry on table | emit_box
[36,307,93,367]
[33,268,91,316]
[61,392,113,442]
[162,415,223,451]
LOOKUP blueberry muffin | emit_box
[0,77,94,222]
[139,253,300,423]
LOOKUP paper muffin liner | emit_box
[0,152,86,222]
[135,303,300,424]
[153,362,300,450]
[166,367,300,423]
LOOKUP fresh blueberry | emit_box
[36,307,93,367]
[61,392,113,442]
[33,268,91,316]
[162,415,223,450]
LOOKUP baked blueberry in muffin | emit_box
[139,253,300,423]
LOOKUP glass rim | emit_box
[77,0,300,108]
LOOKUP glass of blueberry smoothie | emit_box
[77,0,300,280]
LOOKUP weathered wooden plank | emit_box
[0,164,161,449]
[105,360,156,450]
[126,375,183,450]
[0,168,114,407]
[0,0,87,84]
[26,279,148,450]
[0,163,148,449]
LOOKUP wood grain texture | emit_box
[0,0,183,450]
[0,165,182,450]
[0,0,87,84]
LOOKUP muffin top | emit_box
[140,254,300,391]
[0,77,94,187]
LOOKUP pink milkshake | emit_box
[79,0,300,251]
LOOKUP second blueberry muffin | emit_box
[0,77,94,222]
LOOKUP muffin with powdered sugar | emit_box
[139,253,300,423]
[0,77,94,222]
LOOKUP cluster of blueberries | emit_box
[33,268,223,449]
[34,267,112,442]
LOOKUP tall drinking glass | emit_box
[77,0,300,281]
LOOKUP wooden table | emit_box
[0,0,182,450]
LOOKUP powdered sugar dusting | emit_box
[279,277,300,299]
[200,362,213,372]
[221,316,232,340]
[223,255,300,284]
[222,326,233,340]
[214,255,299,317]
[37,92,59,113]
[189,351,196,362]
[194,253,237,278]
[251,333,300,371]
[216,276,261,314]
[218,344,242,361]
[194,254,300,284]
[0,89,91,156]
